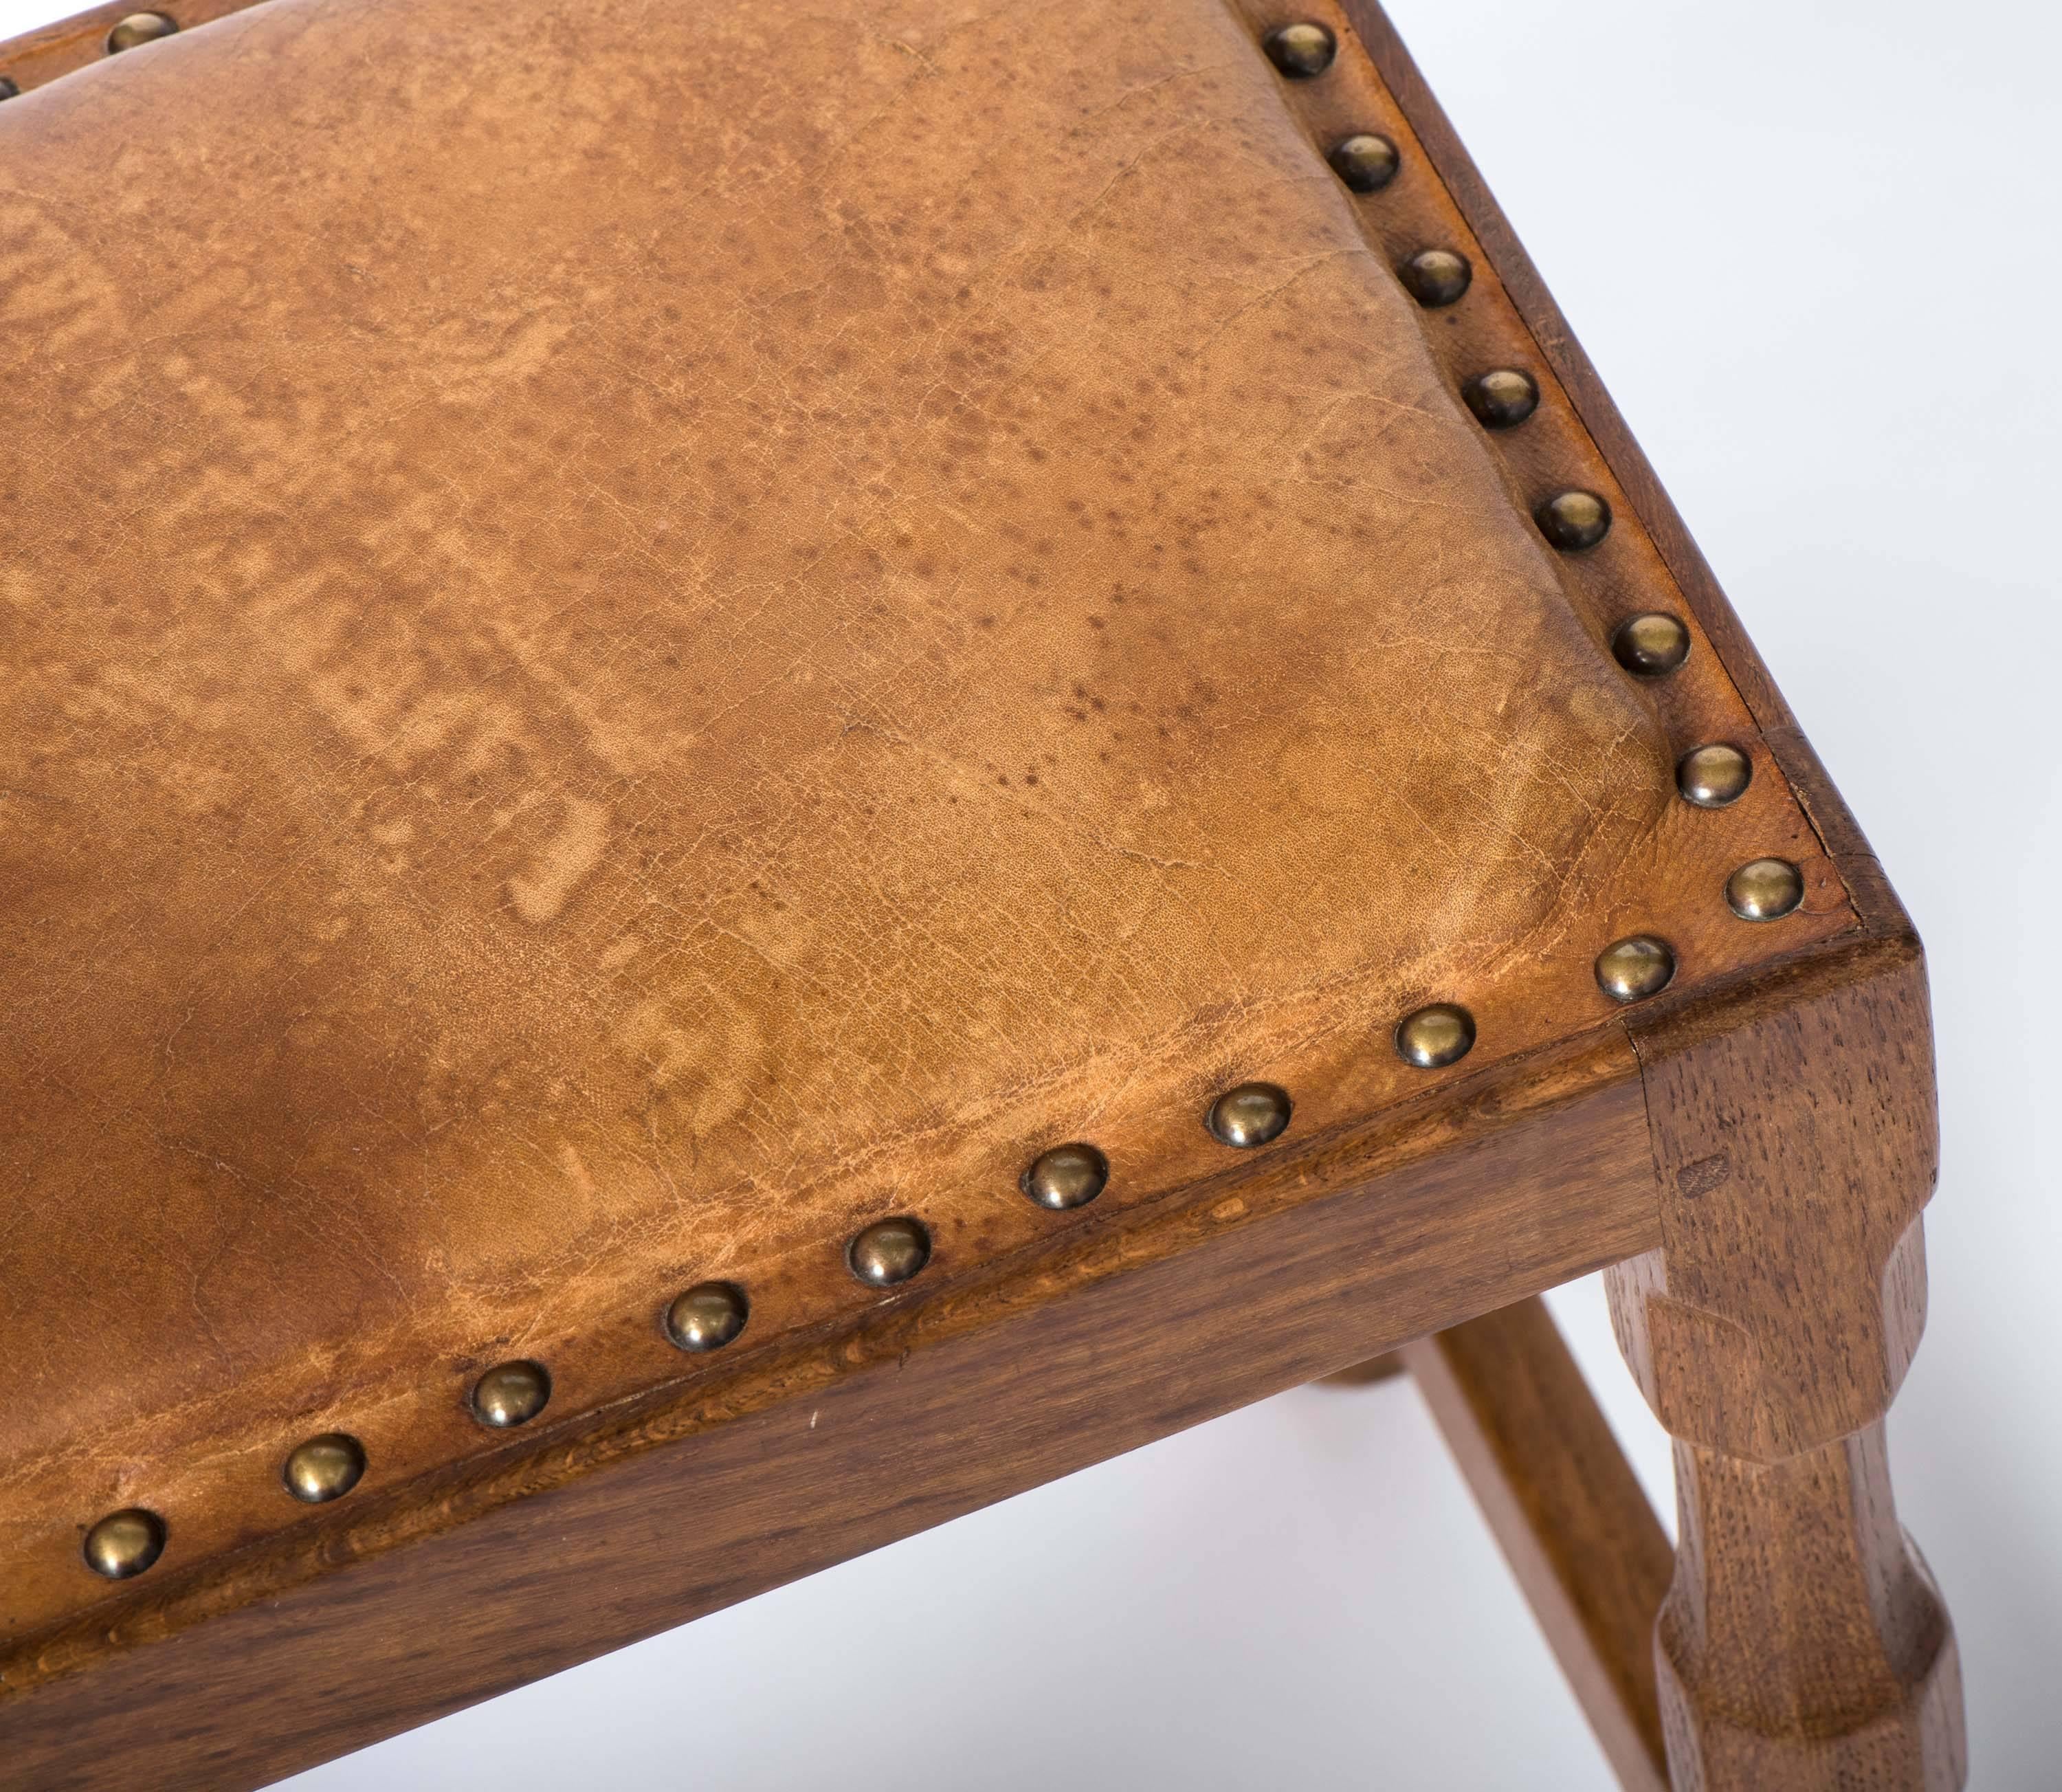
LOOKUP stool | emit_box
[0,0,1965,1786]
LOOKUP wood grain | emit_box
[0,0,1855,1643]
[1337,25,1967,1772]
[0,5,1966,1789]
[1407,1297,1672,1792]
[0,0,263,94]
[1318,1353,1408,1387]
[1608,936,1966,1786]
[0,1030,1660,1791]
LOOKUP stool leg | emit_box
[1407,1298,1672,1791]
[1606,940,1966,1791]
[1654,1422,1962,1789]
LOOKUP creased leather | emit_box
[0,0,1847,1633]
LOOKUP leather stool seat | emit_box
[0,3,1961,1787]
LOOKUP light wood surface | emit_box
[0,1032,1660,1791]
[0,1,1967,1787]
[1408,1298,1673,1792]
[1608,937,1964,1787]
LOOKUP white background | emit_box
[5,1,2056,1785]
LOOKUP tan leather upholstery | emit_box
[0,0,1845,1633]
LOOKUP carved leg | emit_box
[1658,1421,1963,1789]
[1608,939,1966,1790]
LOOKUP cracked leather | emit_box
[0,0,1848,1632]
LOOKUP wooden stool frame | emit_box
[0,3,1964,1787]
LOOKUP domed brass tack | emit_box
[1022,1142,1108,1211]
[1395,1003,1476,1069]
[665,1281,750,1352]
[106,11,177,52]
[1327,133,1399,192]
[1537,489,1612,551]
[1595,936,1676,1004]
[1462,368,1539,430]
[1400,248,1472,308]
[282,1433,366,1505]
[1727,857,1804,921]
[472,1360,551,1428]
[82,1508,165,1580]
[848,1217,931,1287]
[1612,612,1691,677]
[1263,21,1335,78]
[1677,743,1752,808]
[1206,1082,1292,1148]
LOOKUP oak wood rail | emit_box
[1407,1297,1673,1792]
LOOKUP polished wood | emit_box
[1608,936,1965,1787]
[0,0,263,93]
[0,0,1852,1644]
[1343,13,1966,1778]
[0,1031,1659,1792]
[0,0,1966,1785]
[1407,1298,1672,1792]
[1318,1353,1408,1387]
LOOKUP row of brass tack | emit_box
[70,12,1809,1589]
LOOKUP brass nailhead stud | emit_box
[83,1508,165,1580]
[1726,857,1804,921]
[1595,936,1676,1004]
[282,1433,366,1505]
[1462,368,1539,430]
[1206,1082,1292,1148]
[472,1360,551,1428]
[665,1281,749,1351]
[1537,489,1612,551]
[106,11,177,52]
[1677,743,1752,808]
[1395,1003,1476,1069]
[1400,248,1472,308]
[1263,21,1335,78]
[848,1217,931,1287]
[1022,1142,1108,1211]
[1610,611,1691,677]
[1327,133,1399,192]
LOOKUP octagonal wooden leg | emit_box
[1607,938,1966,1791]
[1654,1421,1963,1789]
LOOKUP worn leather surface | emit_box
[0,0,1848,1635]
